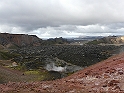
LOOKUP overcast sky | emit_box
[0,0,124,38]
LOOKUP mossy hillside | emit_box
[24,70,62,81]
[0,50,20,60]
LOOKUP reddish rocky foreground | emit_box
[1,53,124,93]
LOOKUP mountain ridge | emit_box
[0,33,41,47]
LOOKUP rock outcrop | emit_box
[0,33,41,47]
[105,36,124,44]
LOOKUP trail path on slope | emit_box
[0,64,42,83]
[0,65,25,83]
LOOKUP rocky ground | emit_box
[0,52,124,93]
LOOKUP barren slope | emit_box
[1,53,124,93]
[0,60,48,84]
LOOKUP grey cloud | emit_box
[106,23,124,30]
[52,25,77,31]
[0,0,124,38]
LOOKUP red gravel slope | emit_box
[1,53,124,93]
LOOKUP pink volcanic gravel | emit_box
[1,53,124,93]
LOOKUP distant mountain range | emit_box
[0,33,124,48]
[0,33,69,48]
[66,36,103,41]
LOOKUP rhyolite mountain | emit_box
[0,33,42,47]
[87,36,124,45]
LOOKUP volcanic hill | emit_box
[0,33,41,47]
[0,52,124,93]
[87,36,124,45]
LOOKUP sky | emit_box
[0,0,124,38]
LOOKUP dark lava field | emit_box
[11,44,124,69]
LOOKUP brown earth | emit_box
[1,53,124,93]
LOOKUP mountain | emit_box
[0,33,70,48]
[0,33,41,47]
[0,52,124,92]
[104,36,124,44]
[87,36,124,45]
